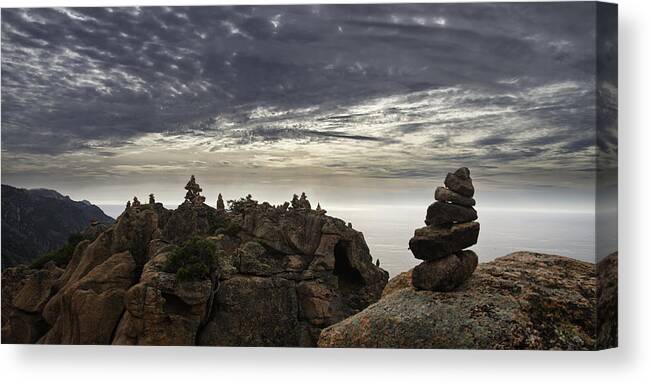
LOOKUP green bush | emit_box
[207,210,241,236]
[30,233,85,269]
[227,197,249,214]
[164,236,216,282]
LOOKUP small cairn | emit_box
[315,202,327,215]
[184,175,206,205]
[290,192,312,211]
[408,167,480,292]
[216,193,225,211]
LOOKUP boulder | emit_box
[12,263,63,313]
[39,250,137,344]
[297,277,346,326]
[2,309,48,344]
[112,248,215,346]
[381,270,412,297]
[198,275,302,347]
[318,252,597,350]
[435,187,476,206]
[412,250,478,291]
[425,202,477,226]
[282,212,325,255]
[248,215,295,254]
[409,222,480,260]
[444,172,474,197]
[1,265,54,344]
[162,202,219,244]
[238,240,309,276]
[42,207,159,326]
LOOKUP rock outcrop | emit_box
[1,262,63,343]
[318,252,598,350]
[408,168,479,291]
[1,176,388,346]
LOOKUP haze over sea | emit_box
[100,203,599,277]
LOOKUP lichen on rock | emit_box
[318,252,599,350]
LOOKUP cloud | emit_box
[0,3,611,197]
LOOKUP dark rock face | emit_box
[318,252,597,350]
[1,182,388,346]
[1,262,62,343]
[40,251,137,344]
[198,275,302,347]
[444,172,474,197]
[113,247,214,346]
[1,184,114,269]
[434,187,475,207]
[161,202,218,244]
[196,202,388,347]
[453,167,471,179]
[597,252,618,349]
[412,250,478,292]
[425,202,477,226]
[409,222,480,260]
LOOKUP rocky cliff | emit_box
[1,185,114,269]
[1,181,388,346]
[319,252,613,350]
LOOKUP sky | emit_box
[1,3,617,213]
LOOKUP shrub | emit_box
[30,233,85,269]
[208,213,240,236]
[227,197,249,214]
[164,236,216,282]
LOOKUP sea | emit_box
[100,204,599,278]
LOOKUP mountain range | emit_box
[1,184,114,269]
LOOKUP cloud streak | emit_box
[0,3,615,205]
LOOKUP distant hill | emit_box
[1,184,114,269]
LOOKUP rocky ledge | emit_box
[319,252,603,350]
[1,177,388,346]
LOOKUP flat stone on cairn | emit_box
[434,186,475,207]
[409,167,480,292]
[409,222,479,260]
[425,202,477,226]
[412,250,478,291]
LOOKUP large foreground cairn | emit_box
[408,167,479,291]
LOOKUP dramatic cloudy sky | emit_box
[1,3,616,211]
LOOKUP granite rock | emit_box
[409,222,480,260]
[435,187,476,207]
[412,250,478,292]
[425,201,477,226]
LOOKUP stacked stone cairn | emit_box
[184,175,206,205]
[408,167,480,292]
